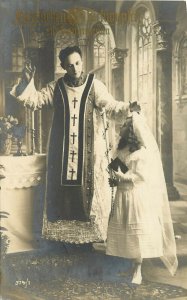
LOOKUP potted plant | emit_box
[0,211,10,260]
[0,115,18,155]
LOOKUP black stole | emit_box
[46,74,95,222]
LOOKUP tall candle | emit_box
[32,110,35,130]
[31,110,35,154]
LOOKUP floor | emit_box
[1,182,187,300]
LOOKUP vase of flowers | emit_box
[0,115,19,155]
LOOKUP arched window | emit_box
[12,45,24,72]
[179,38,187,98]
[127,7,154,130]
[137,8,154,130]
[5,42,25,153]
[55,29,78,77]
[137,9,153,105]
[92,25,106,69]
[90,22,111,87]
[174,35,187,107]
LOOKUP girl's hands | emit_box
[114,167,132,182]
[114,167,124,180]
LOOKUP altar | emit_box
[0,155,46,253]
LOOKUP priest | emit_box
[10,46,138,244]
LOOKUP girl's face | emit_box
[119,119,131,138]
[117,135,129,150]
[120,126,127,138]
[118,118,140,152]
[118,121,131,150]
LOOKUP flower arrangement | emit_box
[0,115,19,155]
[0,211,10,260]
[0,115,19,140]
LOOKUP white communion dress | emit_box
[106,146,163,259]
[106,112,178,276]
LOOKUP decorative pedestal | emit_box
[0,155,46,253]
[0,138,12,156]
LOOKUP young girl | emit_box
[106,112,178,284]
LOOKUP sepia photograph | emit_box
[0,0,187,299]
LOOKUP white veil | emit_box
[132,112,178,276]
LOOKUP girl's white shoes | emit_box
[131,272,142,285]
[131,265,142,285]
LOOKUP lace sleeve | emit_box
[10,78,56,110]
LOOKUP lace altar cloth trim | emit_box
[1,173,44,189]
[42,219,103,244]
[0,155,46,189]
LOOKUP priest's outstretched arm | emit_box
[94,78,131,118]
[10,61,56,109]
[10,77,56,110]
[10,62,139,114]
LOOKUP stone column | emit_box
[0,71,5,116]
[78,34,88,73]
[111,47,128,100]
[111,47,128,68]
[110,48,128,154]
[153,21,180,200]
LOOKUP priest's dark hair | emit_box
[59,46,82,69]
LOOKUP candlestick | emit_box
[32,111,35,130]
[31,110,35,155]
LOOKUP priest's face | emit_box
[63,52,83,79]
